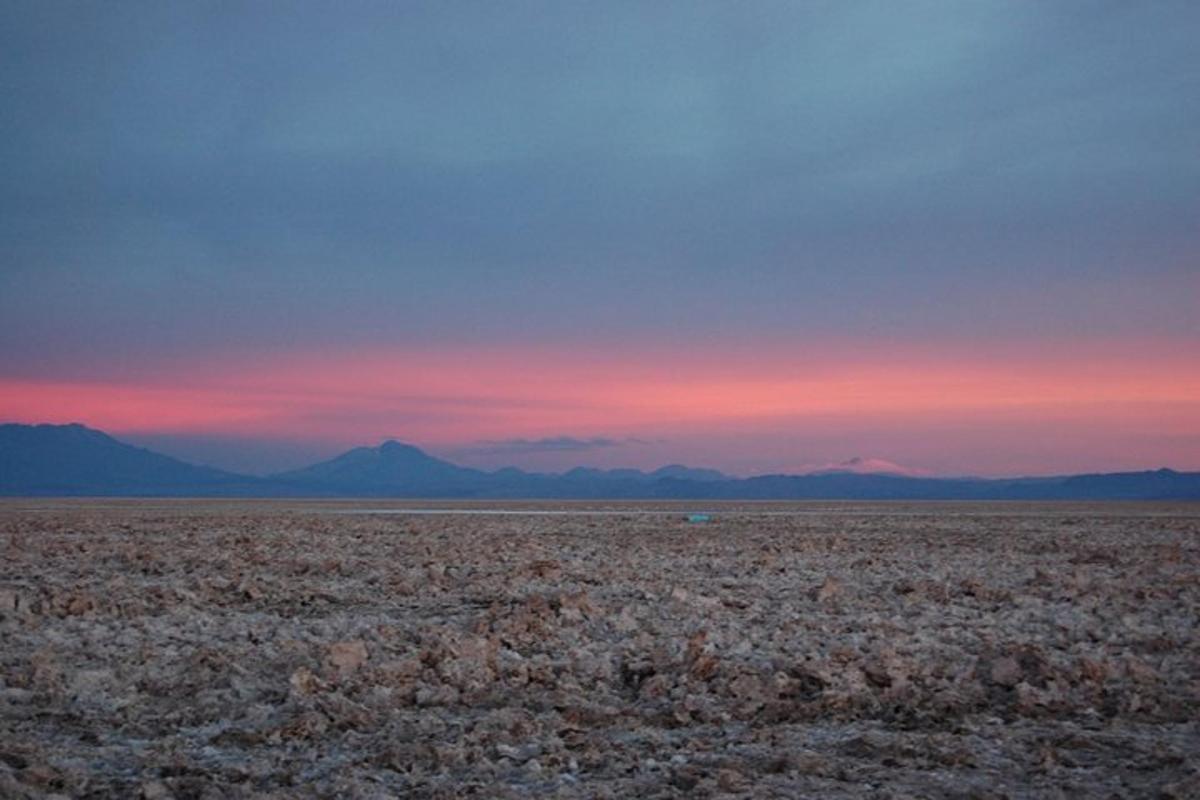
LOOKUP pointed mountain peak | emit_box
[378,439,426,455]
[274,436,483,492]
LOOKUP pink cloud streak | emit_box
[2,338,1197,474]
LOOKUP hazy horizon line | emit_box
[5,420,1194,483]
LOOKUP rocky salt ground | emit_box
[1,501,1198,799]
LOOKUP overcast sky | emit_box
[2,2,1197,475]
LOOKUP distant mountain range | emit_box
[0,423,262,496]
[2,423,1198,500]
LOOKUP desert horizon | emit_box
[4,421,1200,501]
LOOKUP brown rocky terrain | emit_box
[1,500,1198,798]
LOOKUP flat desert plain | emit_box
[1,500,1198,799]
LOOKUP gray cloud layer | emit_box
[2,2,1198,375]
[459,436,650,457]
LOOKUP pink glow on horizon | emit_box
[3,339,1198,475]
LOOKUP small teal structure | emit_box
[687,513,712,523]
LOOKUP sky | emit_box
[1,2,1198,476]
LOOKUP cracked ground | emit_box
[1,500,1198,798]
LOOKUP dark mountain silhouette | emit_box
[0,423,264,495]
[551,465,727,482]
[998,468,1200,501]
[2,423,1198,499]
[274,440,489,496]
[650,464,728,482]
